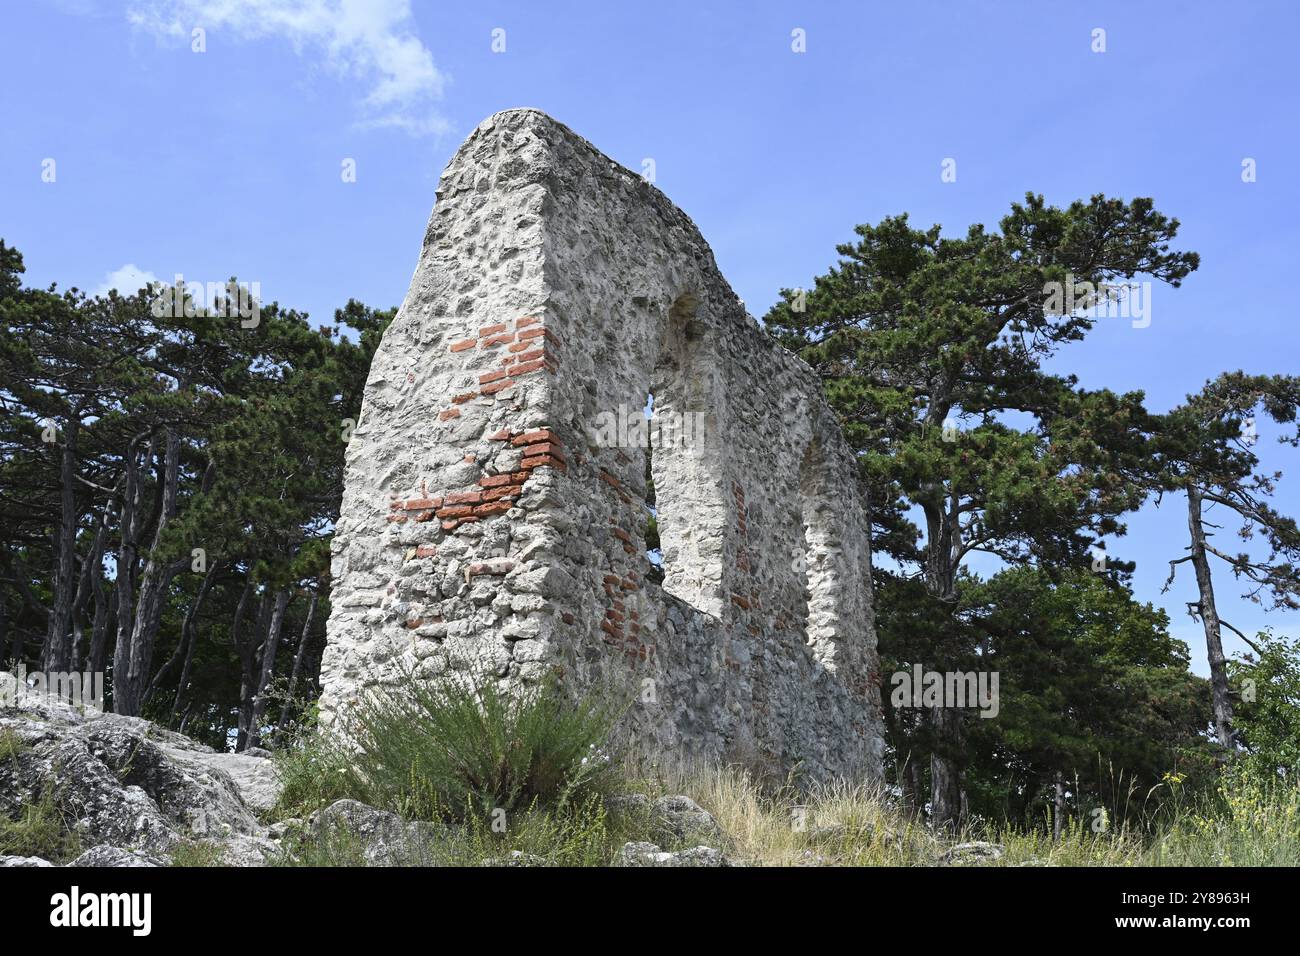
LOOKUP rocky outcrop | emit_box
[617,842,732,867]
[1,689,280,866]
[68,846,164,867]
[940,841,1006,866]
[3,690,743,868]
[309,799,443,866]
[649,794,723,844]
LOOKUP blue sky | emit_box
[2,0,1298,673]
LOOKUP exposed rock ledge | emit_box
[2,686,738,868]
[1,688,280,866]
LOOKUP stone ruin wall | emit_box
[319,109,884,782]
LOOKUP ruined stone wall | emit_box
[319,109,884,782]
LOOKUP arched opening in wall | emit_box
[800,440,842,662]
[645,293,726,616]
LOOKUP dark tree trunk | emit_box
[1053,771,1065,841]
[43,419,79,675]
[929,704,964,831]
[112,432,152,713]
[232,584,259,751]
[247,589,290,750]
[275,591,318,739]
[1187,485,1236,748]
[898,753,925,818]
[68,504,111,673]
[114,430,184,716]
[0,594,9,668]
[89,582,115,677]
[918,463,968,831]
[145,562,218,708]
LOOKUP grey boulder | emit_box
[617,841,731,867]
[310,799,443,866]
[650,795,722,844]
[67,846,164,867]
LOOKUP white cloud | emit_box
[127,0,448,135]
[93,263,161,297]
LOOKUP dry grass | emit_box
[629,760,1293,867]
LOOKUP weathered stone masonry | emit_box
[319,109,884,782]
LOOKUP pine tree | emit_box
[1155,372,1300,748]
[765,194,1199,827]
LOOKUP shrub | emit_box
[275,670,624,824]
[1152,762,1300,866]
[273,728,358,821]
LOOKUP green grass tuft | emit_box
[274,670,624,825]
[0,788,80,863]
[0,728,26,762]
[169,840,228,867]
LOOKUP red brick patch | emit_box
[444,490,483,506]
[521,454,565,471]
[511,429,558,447]
[402,498,441,510]
[523,442,565,460]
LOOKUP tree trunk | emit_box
[916,462,969,830]
[0,594,9,668]
[275,591,318,739]
[234,586,263,752]
[247,589,290,750]
[145,562,218,708]
[89,581,115,677]
[42,418,79,675]
[929,704,964,831]
[1187,484,1236,748]
[1053,771,1065,841]
[115,430,182,716]
[112,432,153,713]
[68,504,111,673]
